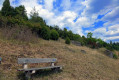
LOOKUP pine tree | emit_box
[30,7,39,22]
[1,0,14,16]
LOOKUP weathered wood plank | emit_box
[18,58,57,64]
[18,66,62,71]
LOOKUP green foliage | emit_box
[40,26,50,40]
[67,30,74,40]
[30,7,39,22]
[15,5,28,20]
[65,37,70,44]
[50,29,59,40]
[73,34,81,41]
[96,38,105,48]
[62,28,68,39]
[87,38,97,48]
[106,44,114,51]
[29,7,46,28]
[111,43,119,51]
[1,0,15,16]
[87,32,93,38]
[82,36,87,45]
[113,54,118,59]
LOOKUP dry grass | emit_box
[0,38,119,80]
[0,26,38,43]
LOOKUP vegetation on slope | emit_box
[0,0,119,52]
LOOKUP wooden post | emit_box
[23,63,28,69]
[60,66,62,69]
[32,70,36,74]
[51,62,54,66]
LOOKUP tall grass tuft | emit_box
[0,25,38,43]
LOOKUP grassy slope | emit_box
[0,38,119,80]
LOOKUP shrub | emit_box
[40,26,50,40]
[106,46,114,51]
[50,29,59,40]
[65,37,70,44]
[113,54,118,59]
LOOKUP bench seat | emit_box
[18,66,62,71]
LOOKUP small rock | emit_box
[104,50,114,58]
[81,50,86,54]
[71,41,81,46]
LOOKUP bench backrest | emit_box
[18,58,57,64]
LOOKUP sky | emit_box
[0,0,119,42]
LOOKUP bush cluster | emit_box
[40,26,50,40]
[50,29,59,40]
[65,37,70,44]
[113,54,118,59]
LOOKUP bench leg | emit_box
[25,71,31,80]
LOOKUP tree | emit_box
[67,30,74,40]
[50,29,59,40]
[65,37,70,44]
[40,26,50,40]
[29,7,46,27]
[110,41,112,45]
[1,0,15,16]
[53,25,60,31]
[15,5,28,20]
[87,32,93,38]
[62,28,68,39]
[30,7,39,22]
[96,38,104,48]
[73,34,81,41]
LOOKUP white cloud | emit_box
[102,7,119,27]
[44,0,55,11]
[105,36,119,41]
[108,24,119,30]
[76,17,93,28]
[94,28,106,34]
[60,0,71,10]
[106,24,119,35]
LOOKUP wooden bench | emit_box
[18,58,62,79]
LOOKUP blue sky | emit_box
[0,0,119,42]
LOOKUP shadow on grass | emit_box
[17,69,62,80]
[17,71,26,80]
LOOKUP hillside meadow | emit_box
[0,38,119,80]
